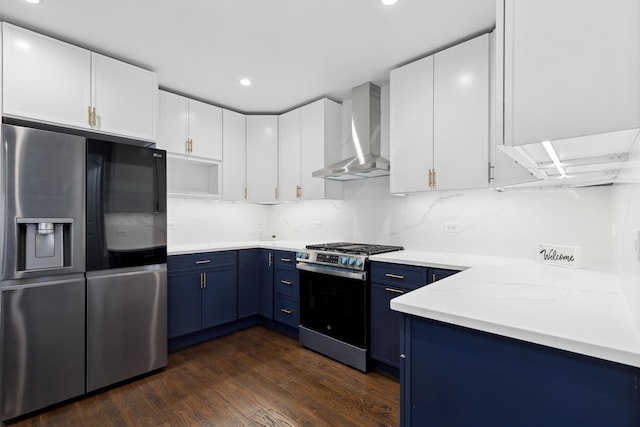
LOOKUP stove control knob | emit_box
[348,257,356,266]
[339,256,346,265]
[354,258,362,267]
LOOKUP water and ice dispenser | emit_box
[17,219,73,271]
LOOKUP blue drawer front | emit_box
[274,268,299,298]
[371,262,428,288]
[168,251,236,271]
[274,294,299,328]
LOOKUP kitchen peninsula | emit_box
[379,251,640,426]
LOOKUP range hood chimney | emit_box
[313,82,390,180]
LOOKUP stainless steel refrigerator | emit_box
[0,124,168,421]
[0,125,87,420]
[85,138,167,393]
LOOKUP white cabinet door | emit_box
[278,108,301,202]
[433,34,489,191]
[504,0,640,146]
[157,90,189,154]
[2,23,92,129]
[300,99,340,201]
[246,115,278,203]
[222,109,247,201]
[188,99,222,160]
[390,55,434,194]
[91,53,157,141]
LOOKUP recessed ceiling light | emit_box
[381,0,398,5]
[239,78,252,87]
[23,0,41,4]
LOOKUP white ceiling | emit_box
[0,0,496,113]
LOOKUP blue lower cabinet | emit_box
[274,294,299,328]
[370,283,405,368]
[401,315,640,427]
[273,251,299,328]
[168,251,238,339]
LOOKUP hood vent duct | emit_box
[313,82,390,180]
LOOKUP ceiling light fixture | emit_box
[239,78,251,87]
[381,0,398,5]
[541,140,567,177]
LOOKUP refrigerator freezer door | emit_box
[86,265,167,392]
[1,276,85,421]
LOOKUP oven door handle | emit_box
[296,262,367,281]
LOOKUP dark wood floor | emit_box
[9,326,400,426]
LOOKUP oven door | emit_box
[299,269,369,349]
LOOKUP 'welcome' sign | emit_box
[537,244,581,268]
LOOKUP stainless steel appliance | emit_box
[0,125,86,420]
[297,242,403,372]
[86,139,167,392]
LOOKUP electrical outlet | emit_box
[444,222,461,233]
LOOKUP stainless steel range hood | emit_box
[313,82,389,180]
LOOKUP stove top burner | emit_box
[305,242,404,256]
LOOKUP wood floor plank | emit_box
[7,326,399,426]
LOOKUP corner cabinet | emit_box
[167,251,237,339]
[501,0,640,147]
[370,262,458,369]
[2,23,157,142]
[246,115,279,203]
[390,33,490,193]
[278,99,341,202]
[222,109,247,201]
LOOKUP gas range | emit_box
[296,242,404,279]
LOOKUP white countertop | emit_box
[168,240,306,255]
[387,252,640,368]
[167,243,640,368]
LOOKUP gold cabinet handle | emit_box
[275,187,279,200]
[385,287,404,294]
[432,169,436,188]
[91,107,97,127]
[280,280,292,285]
[385,273,405,280]
[243,187,247,200]
[296,185,302,198]
[428,169,433,188]
[88,106,92,126]
[280,308,292,315]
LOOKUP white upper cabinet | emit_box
[91,53,157,141]
[390,55,434,193]
[278,108,302,202]
[278,99,341,202]
[222,109,247,201]
[157,90,222,159]
[390,33,490,193]
[2,23,157,142]
[246,115,278,203]
[502,0,640,146]
[2,23,92,130]
[433,33,489,191]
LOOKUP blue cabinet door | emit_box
[201,264,237,329]
[238,249,260,319]
[167,269,201,338]
[259,249,274,319]
[370,282,405,367]
[402,316,640,427]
